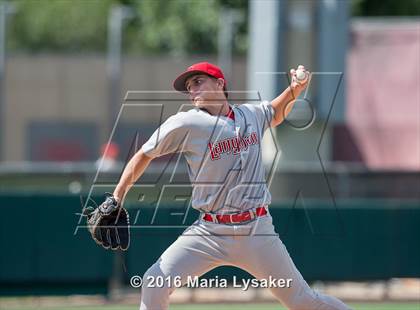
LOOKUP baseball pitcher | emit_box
[86,62,351,310]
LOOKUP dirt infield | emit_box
[1,280,419,310]
[2,302,420,310]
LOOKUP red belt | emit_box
[202,206,268,224]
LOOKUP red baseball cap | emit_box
[173,62,227,96]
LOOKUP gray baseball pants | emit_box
[140,212,351,310]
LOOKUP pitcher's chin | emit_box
[193,97,205,106]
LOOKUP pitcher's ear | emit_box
[217,78,225,89]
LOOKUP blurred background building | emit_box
[0,0,419,303]
[0,0,418,198]
[0,0,417,166]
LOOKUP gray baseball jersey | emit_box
[139,100,351,310]
[141,101,274,214]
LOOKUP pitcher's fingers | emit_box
[297,64,305,70]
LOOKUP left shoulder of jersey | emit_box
[235,101,272,114]
[233,102,258,114]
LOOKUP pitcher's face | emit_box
[185,74,226,108]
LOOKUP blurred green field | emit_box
[5,303,420,310]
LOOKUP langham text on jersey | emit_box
[207,132,259,160]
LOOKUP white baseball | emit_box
[295,69,306,81]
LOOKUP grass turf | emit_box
[4,303,420,310]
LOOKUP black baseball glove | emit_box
[83,193,130,251]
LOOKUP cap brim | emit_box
[173,70,206,93]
